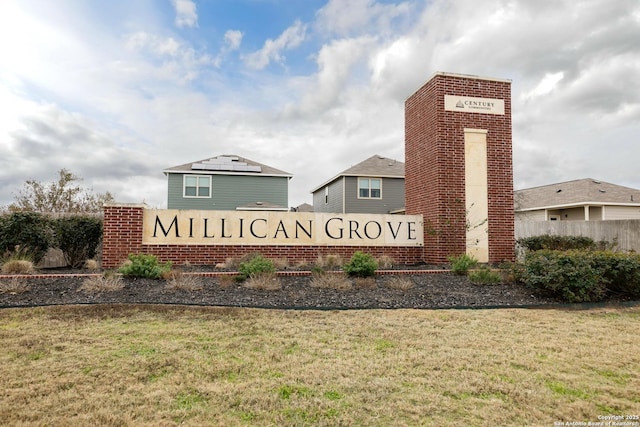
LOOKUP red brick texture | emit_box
[101,205,423,268]
[405,73,515,263]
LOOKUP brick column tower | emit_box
[405,72,514,264]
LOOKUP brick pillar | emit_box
[405,72,515,263]
[102,203,145,268]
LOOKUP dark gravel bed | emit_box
[0,272,564,309]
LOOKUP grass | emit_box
[1,305,639,425]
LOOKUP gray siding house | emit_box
[515,178,640,221]
[311,155,405,214]
[164,155,292,211]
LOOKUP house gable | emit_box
[165,154,291,211]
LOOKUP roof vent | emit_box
[599,189,606,193]
[555,189,562,193]
[256,201,263,205]
[592,180,601,184]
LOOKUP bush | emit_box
[468,266,502,285]
[448,253,478,276]
[237,254,276,281]
[1,257,35,275]
[343,251,377,277]
[0,212,52,264]
[591,251,640,297]
[517,235,597,252]
[53,216,103,268]
[521,250,605,303]
[118,254,171,279]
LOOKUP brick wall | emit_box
[405,73,515,263]
[102,205,424,268]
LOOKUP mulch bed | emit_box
[0,268,566,309]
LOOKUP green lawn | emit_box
[1,304,639,426]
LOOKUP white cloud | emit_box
[124,31,215,82]
[171,0,198,28]
[224,30,243,51]
[523,72,565,100]
[243,20,307,70]
[316,0,411,37]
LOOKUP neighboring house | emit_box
[515,178,640,221]
[164,154,292,211]
[311,155,405,214]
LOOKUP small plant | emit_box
[242,271,281,290]
[217,274,235,288]
[0,277,30,294]
[376,255,395,269]
[448,253,478,275]
[468,266,502,285]
[165,271,203,291]
[384,275,415,291]
[1,257,35,275]
[237,254,276,281]
[118,254,172,279]
[79,272,124,293]
[316,254,343,269]
[309,270,352,290]
[354,276,376,289]
[84,259,100,270]
[343,251,377,277]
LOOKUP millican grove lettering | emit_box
[143,210,423,247]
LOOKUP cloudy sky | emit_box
[1,0,639,209]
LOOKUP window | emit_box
[358,178,381,199]
[324,186,329,204]
[184,175,211,198]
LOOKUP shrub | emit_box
[242,271,281,290]
[468,266,502,285]
[53,216,103,268]
[448,253,478,276]
[517,235,597,252]
[521,250,605,303]
[165,271,204,291]
[79,272,124,293]
[237,254,276,281]
[118,254,171,279]
[591,251,640,297]
[384,276,415,291]
[0,212,52,264]
[376,255,395,269]
[343,251,377,277]
[309,270,352,290]
[1,257,35,275]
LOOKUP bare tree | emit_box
[8,169,114,214]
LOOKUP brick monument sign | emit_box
[405,72,515,263]
[102,71,515,268]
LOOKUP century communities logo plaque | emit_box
[444,95,505,115]
[143,209,424,246]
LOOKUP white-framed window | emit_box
[183,175,211,198]
[358,178,381,199]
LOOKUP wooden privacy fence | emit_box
[515,220,640,252]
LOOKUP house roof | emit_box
[163,154,292,178]
[515,178,640,211]
[310,154,404,193]
[235,201,289,211]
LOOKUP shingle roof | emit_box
[163,154,292,177]
[311,155,404,193]
[515,178,640,211]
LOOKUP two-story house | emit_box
[164,154,292,211]
[311,155,405,214]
